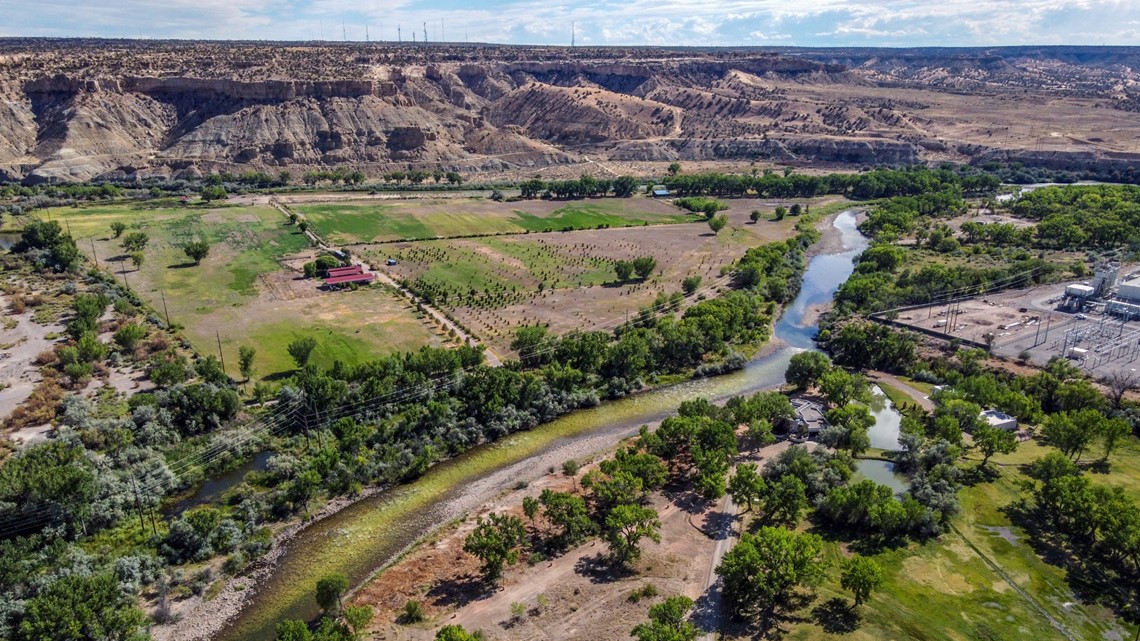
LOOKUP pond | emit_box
[0,232,19,251]
[169,450,274,515]
[215,210,871,641]
[854,459,908,496]
[867,385,903,451]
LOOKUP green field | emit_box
[46,202,441,378]
[295,197,693,244]
[784,434,1140,641]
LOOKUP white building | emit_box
[1118,276,1140,303]
[979,409,1018,432]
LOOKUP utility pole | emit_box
[572,22,575,47]
[216,331,227,374]
[343,21,346,42]
[441,18,445,42]
[160,290,171,327]
[423,22,427,43]
[398,25,401,42]
[90,238,98,268]
[365,25,369,42]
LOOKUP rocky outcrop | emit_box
[0,41,1138,183]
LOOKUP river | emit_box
[209,210,870,641]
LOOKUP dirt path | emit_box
[269,199,504,367]
[0,297,63,426]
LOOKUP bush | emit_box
[562,459,580,476]
[400,599,425,624]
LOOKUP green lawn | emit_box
[295,197,693,244]
[45,202,442,379]
[782,434,1140,641]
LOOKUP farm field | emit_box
[46,202,444,378]
[293,196,695,245]
[363,200,820,353]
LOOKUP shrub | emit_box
[400,599,425,624]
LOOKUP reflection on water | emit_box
[854,459,908,495]
[867,386,903,451]
[0,233,19,251]
[170,450,274,515]
[222,210,868,641]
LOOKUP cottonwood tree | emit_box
[604,504,661,565]
[785,351,832,391]
[315,572,348,615]
[630,595,698,641]
[183,240,210,265]
[708,214,728,235]
[840,555,884,607]
[539,489,596,548]
[614,260,635,282]
[973,424,1018,468]
[716,526,827,619]
[463,512,526,582]
[121,231,149,252]
[633,256,658,280]
[110,221,127,238]
[728,463,766,512]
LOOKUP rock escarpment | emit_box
[1,41,1138,183]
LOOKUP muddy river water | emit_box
[217,210,873,641]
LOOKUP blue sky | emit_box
[4,0,1137,46]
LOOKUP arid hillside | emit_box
[1,41,1139,183]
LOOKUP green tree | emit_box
[604,504,661,565]
[817,368,868,407]
[728,463,766,512]
[239,345,256,381]
[716,526,827,618]
[183,240,211,265]
[315,572,349,615]
[973,424,1018,467]
[630,595,698,641]
[750,210,762,223]
[275,620,313,641]
[773,206,787,221]
[113,323,147,351]
[288,337,318,368]
[633,256,658,280]
[682,275,702,295]
[1099,416,1131,463]
[129,251,145,271]
[200,185,227,201]
[667,162,682,176]
[344,605,373,639]
[615,260,635,282]
[766,475,808,525]
[1043,410,1099,461]
[464,512,527,582]
[707,214,728,235]
[16,573,148,641]
[121,231,149,252]
[785,352,832,391]
[539,489,596,547]
[840,555,884,607]
[110,221,127,238]
[435,625,479,641]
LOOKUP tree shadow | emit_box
[690,582,720,635]
[167,262,198,269]
[663,483,710,516]
[959,464,1000,487]
[573,552,632,584]
[261,370,296,383]
[423,572,495,609]
[812,597,860,634]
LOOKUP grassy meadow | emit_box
[47,201,442,378]
[294,197,694,244]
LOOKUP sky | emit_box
[3,0,1137,46]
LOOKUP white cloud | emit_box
[1,0,1135,45]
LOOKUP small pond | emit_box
[867,385,903,451]
[854,459,908,495]
[170,450,274,514]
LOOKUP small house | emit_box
[651,185,670,197]
[386,258,398,266]
[979,409,1018,432]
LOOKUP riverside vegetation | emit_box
[3,164,1137,641]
